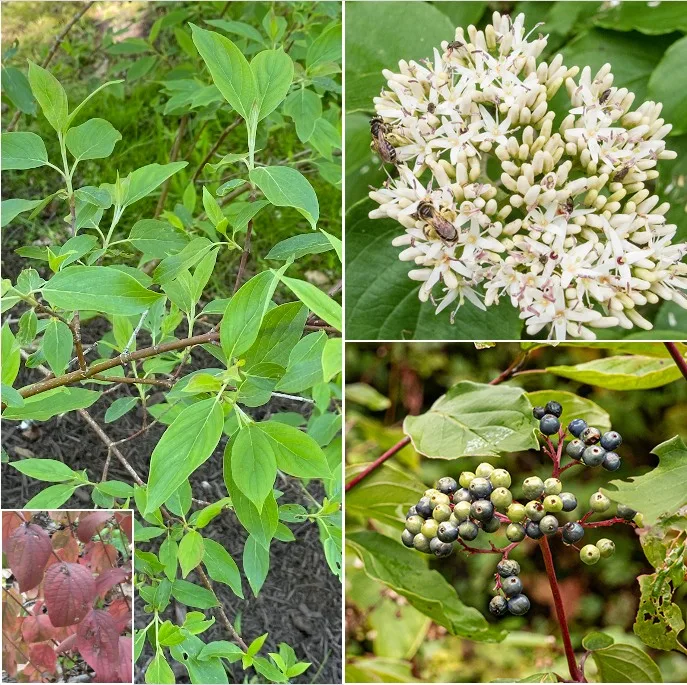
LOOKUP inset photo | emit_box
[345,341,687,683]
[2,509,133,683]
[345,1,687,340]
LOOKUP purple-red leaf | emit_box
[94,567,131,600]
[76,512,113,543]
[6,523,52,592]
[44,562,96,627]
[75,609,121,683]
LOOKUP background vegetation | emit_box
[345,342,687,682]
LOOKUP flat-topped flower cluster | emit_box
[368,11,687,339]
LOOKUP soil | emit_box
[1,320,342,684]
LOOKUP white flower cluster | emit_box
[368,11,686,339]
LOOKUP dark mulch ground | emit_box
[1,317,342,684]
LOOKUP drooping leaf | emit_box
[265,232,332,261]
[306,22,342,70]
[6,523,52,592]
[26,483,78,508]
[178,530,205,578]
[2,387,99,422]
[404,381,538,459]
[44,562,97,627]
[202,538,244,599]
[231,424,277,512]
[145,651,175,684]
[280,276,342,330]
[590,643,662,683]
[1,322,20,387]
[276,331,327,393]
[42,318,73,376]
[145,399,223,514]
[126,219,188,259]
[243,535,270,597]
[601,435,687,526]
[1,198,44,227]
[1,132,49,170]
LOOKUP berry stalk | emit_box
[345,436,411,492]
[539,535,585,683]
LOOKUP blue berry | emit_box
[532,406,546,419]
[458,520,479,541]
[581,426,601,445]
[469,477,493,499]
[489,595,508,617]
[436,476,458,495]
[416,497,433,518]
[481,516,501,534]
[582,445,605,467]
[560,492,578,512]
[406,505,418,518]
[502,575,523,596]
[602,451,621,471]
[567,418,587,437]
[430,537,454,557]
[525,521,543,539]
[600,431,622,451]
[437,521,459,543]
[470,499,494,522]
[566,439,585,459]
[452,488,473,504]
[507,594,530,615]
[539,514,559,536]
[540,414,560,435]
[562,521,584,544]
[616,503,637,520]
[545,401,563,418]
[496,559,521,577]
[401,529,415,547]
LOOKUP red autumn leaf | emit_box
[106,598,131,633]
[80,541,119,574]
[29,642,57,676]
[116,637,133,683]
[95,567,131,600]
[6,523,52,592]
[76,609,121,683]
[2,641,18,677]
[44,562,96,627]
[77,512,113,543]
[22,614,61,643]
[2,511,23,545]
[55,633,78,654]
[114,512,132,543]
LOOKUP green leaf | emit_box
[265,233,332,261]
[518,674,559,684]
[205,18,265,44]
[633,574,685,651]
[121,162,188,209]
[257,421,331,479]
[231,424,277,512]
[346,657,419,683]
[42,266,163,316]
[526,391,611,433]
[197,640,244,662]
[348,531,505,642]
[127,219,188,259]
[306,22,342,70]
[308,118,341,160]
[243,535,270,597]
[345,201,522,339]
[26,483,77,508]
[1,322,20,387]
[547,355,682,390]
[1,66,36,115]
[346,382,391,411]
[159,536,178,582]
[134,628,147,661]
[2,387,99,421]
[322,337,342,382]
[1,385,24,408]
[42,318,72,376]
[170,634,229,683]
[1,198,43,228]
[251,49,294,121]
[104,396,139,423]
[247,633,268,658]
[434,2,486,28]
[280,276,342,331]
[345,2,453,112]
[145,652,175,685]
[9,458,77,482]
[202,187,224,227]
[202,538,244,599]
[237,362,282,407]
[96,480,134,498]
[153,237,214,285]
[191,24,256,119]
[65,118,121,161]
[582,632,615,651]
[1,132,48,170]
[601,435,687,526]
[404,381,538,459]
[590,643,662,682]
[28,62,68,132]
[146,398,224,514]
[220,270,280,361]
[346,462,426,528]
[171,579,219,609]
[595,1,687,34]
[276,331,327,393]
[178,530,205,578]
[648,36,687,136]
[283,88,322,142]
[249,166,319,230]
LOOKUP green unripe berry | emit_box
[490,487,513,510]
[544,478,562,495]
[429,491,451,509]
[482,516,501,533]
[421,519,439,539]
[522,476,545,500]
[433,503,452,522]
[459,471,476,488]
[490,468,512,488]
[543,495,563,513]
[580,544,600,565]
[413,533,432,553]
[589,491,611,513]
[475,462,494,478]
[507,502,527,522]
[453,500,472,522]
[424,488,441,500]
[458,520,479,541]
[539,514,559,536]
[506,523,526,542]
[525,500,546,522]
[405,515,424,535]
[596,538,615,558]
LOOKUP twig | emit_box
[92,375,174,389]
[5,1,94,132]
[457,540,520,556]
[581,516,637,529]
[155,116,188,218]
[232,189,257,294]
[664,342,687,382]
[488,352,528,385]
[344,436,411,492]
[192,117,242,182]
[122,309,149,354]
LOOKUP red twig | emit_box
[664,342,687,382]
[539,536,585,682]
[582,516,636,529]
[488,353,528,385]
[344,436,411,492]
[458,539,520,556]
[559,460,583,474]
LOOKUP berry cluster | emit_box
[489,560,530,617]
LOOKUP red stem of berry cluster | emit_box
[539,536,586,683]
[581,516,636,529]
[458,539,520,557]
[344,436,411,492]
[664,342,687,382]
